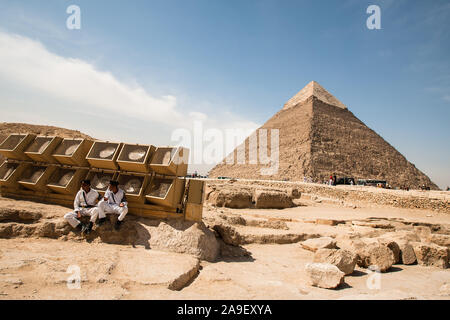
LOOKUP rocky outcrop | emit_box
[287,188,301,199]
[212,223,243,246]
[253,190,294,209]
[430,234,450,249]
[0,200,221,262]
[300,237,337,252]
[313,249,357,275]
[207,189,253,209]
[412,243,449,269]
[398,241,417,265]
[217,213,289,230]
[212,221,319,246]
[413,226,432,242]
[377,239,401,264]
[206,186,294,209]
[305,263,345,289]
[149,220,220,262]
[0,208,42,223]
[167,260,201,291]
[316,219,345,226]
[355,242,395,272]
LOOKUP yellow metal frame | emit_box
[0,135,204,222]
[24,136,63,163]
[145,175,185,208]
[86,141,123,170]
[0,161,29,188]
[0,134,36,161]
[117,144,155,173]
[149,146,189,176]
[18,165,57,192]
[52,139,93,167]
[46,168,88,195]
[116,172,149,204]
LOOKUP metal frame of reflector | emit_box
[145,175,185,208]
[117,144,155,173]
[186,179,205,204]
[46,167,88,195]
[18,165,57,192]
[0,134,36,161]
[86,141,123,170]
[0,161,28,188]
[184,179,205,222]
[85,170,117,196]
[24,136,63,163]
[116,173,149,203]
[149,146,189,176]
[52,139,93,166]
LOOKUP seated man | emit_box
[97,180,128,230]
[64,179,101,235]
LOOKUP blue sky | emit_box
[0,0,449,188]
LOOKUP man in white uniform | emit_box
[97,180,128,230]
[64,180,101,235]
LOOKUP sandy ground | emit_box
[231,200,450,225]
[0,239,448,300]
[0,197,449,300]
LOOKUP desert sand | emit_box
[0,184,449,300]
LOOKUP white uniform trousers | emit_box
[97,200,128,222]
[64,207,99,228]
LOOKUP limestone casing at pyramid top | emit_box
[282,81,348,111]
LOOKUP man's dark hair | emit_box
[109,180,119,187]
[81,179,91,185]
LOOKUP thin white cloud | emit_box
[0,31,182,125]
[0,31,260,172]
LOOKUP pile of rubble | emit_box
[303,230,449,289]
[204,209,450,290]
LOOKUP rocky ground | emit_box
[0,183,449,300]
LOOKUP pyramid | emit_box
[209,81,439,190]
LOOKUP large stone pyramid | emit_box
[209,81,439,190]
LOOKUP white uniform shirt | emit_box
[104,188,128,207]
[74,188,100,211]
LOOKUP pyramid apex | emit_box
[283,81,347,111]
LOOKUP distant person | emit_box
[64,180,101,235]
[329,175,333,185]
[97,180,128,230]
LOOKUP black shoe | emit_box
[83,222,93,235]
[114,220,122,231]
[96,217,107,226]
[80,223,88,234]
[75,223,83,233]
